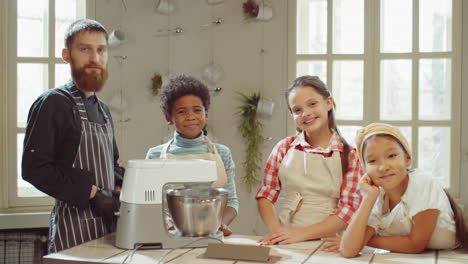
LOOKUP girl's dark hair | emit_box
[445,190,468,250]
[159,75,211,116]
[286,75,350,175]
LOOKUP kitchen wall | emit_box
[95,0,289,235]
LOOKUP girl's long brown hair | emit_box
[445,190,468,249]
[285,75,350,174]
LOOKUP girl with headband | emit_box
[323,123,467,257]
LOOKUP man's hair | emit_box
[64,19,108,49]
[159,75,211,116]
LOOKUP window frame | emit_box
[287,0,462,195]
[1,0,95,210]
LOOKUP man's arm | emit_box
[22,94,94,208]
[112,136,125,189]
[104,105,124,189]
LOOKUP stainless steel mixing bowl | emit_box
[166,187,228,237]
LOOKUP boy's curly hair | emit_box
[159,75,211,116]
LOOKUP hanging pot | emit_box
[206,0,225,4]
[257,97,275,117]
[108,30,126,49]
[156,0,175,14]
[256,5,273,21]
[201,63,224,85]
[108,94,129,112]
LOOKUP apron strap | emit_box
[160,139,173,159]
[204,136,218,154]
[97,99,111,124]
[70,89,89,121]
[70,87,110,125]
[321,151,342,178]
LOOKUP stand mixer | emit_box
[115,159,225,250]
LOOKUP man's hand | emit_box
[89,185,98,199]
[90,188,120,224]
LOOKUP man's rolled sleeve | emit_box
[22,94,94,208]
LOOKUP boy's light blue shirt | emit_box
[146,131,239,213]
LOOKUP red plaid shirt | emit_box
[256,131,363,223]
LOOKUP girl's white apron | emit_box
[278,149,342,227]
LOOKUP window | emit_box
[288,0,461,191]
[3,0,92,208]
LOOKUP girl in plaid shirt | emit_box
[256,76,363,245]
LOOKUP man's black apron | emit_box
[49,89,115,252]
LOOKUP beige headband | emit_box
[355,123,412,170]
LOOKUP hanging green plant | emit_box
[237,91,264,192]
[150,72,163,96]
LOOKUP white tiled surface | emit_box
[81,234,119,249]
[437,249,468,264]
[371,250,436,264]
[44,246,125,263]
[43,234,468,264]
[305,248,374,264]
[104,248,203,264]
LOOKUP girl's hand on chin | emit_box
[359,174,379,197]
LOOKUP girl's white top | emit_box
[367,170,457,249]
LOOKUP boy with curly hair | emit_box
[146,75,238,235]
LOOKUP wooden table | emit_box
[43,233,468,264]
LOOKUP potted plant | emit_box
[242,0,259,19]
[237,91,264,192]
[150,72,163,96]
[242,0,273,21]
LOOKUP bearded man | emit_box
[22,19,124,252]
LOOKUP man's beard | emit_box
[70,59,108,93]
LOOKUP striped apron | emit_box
[49,89,115,252]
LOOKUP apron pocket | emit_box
[279,192,303,225]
